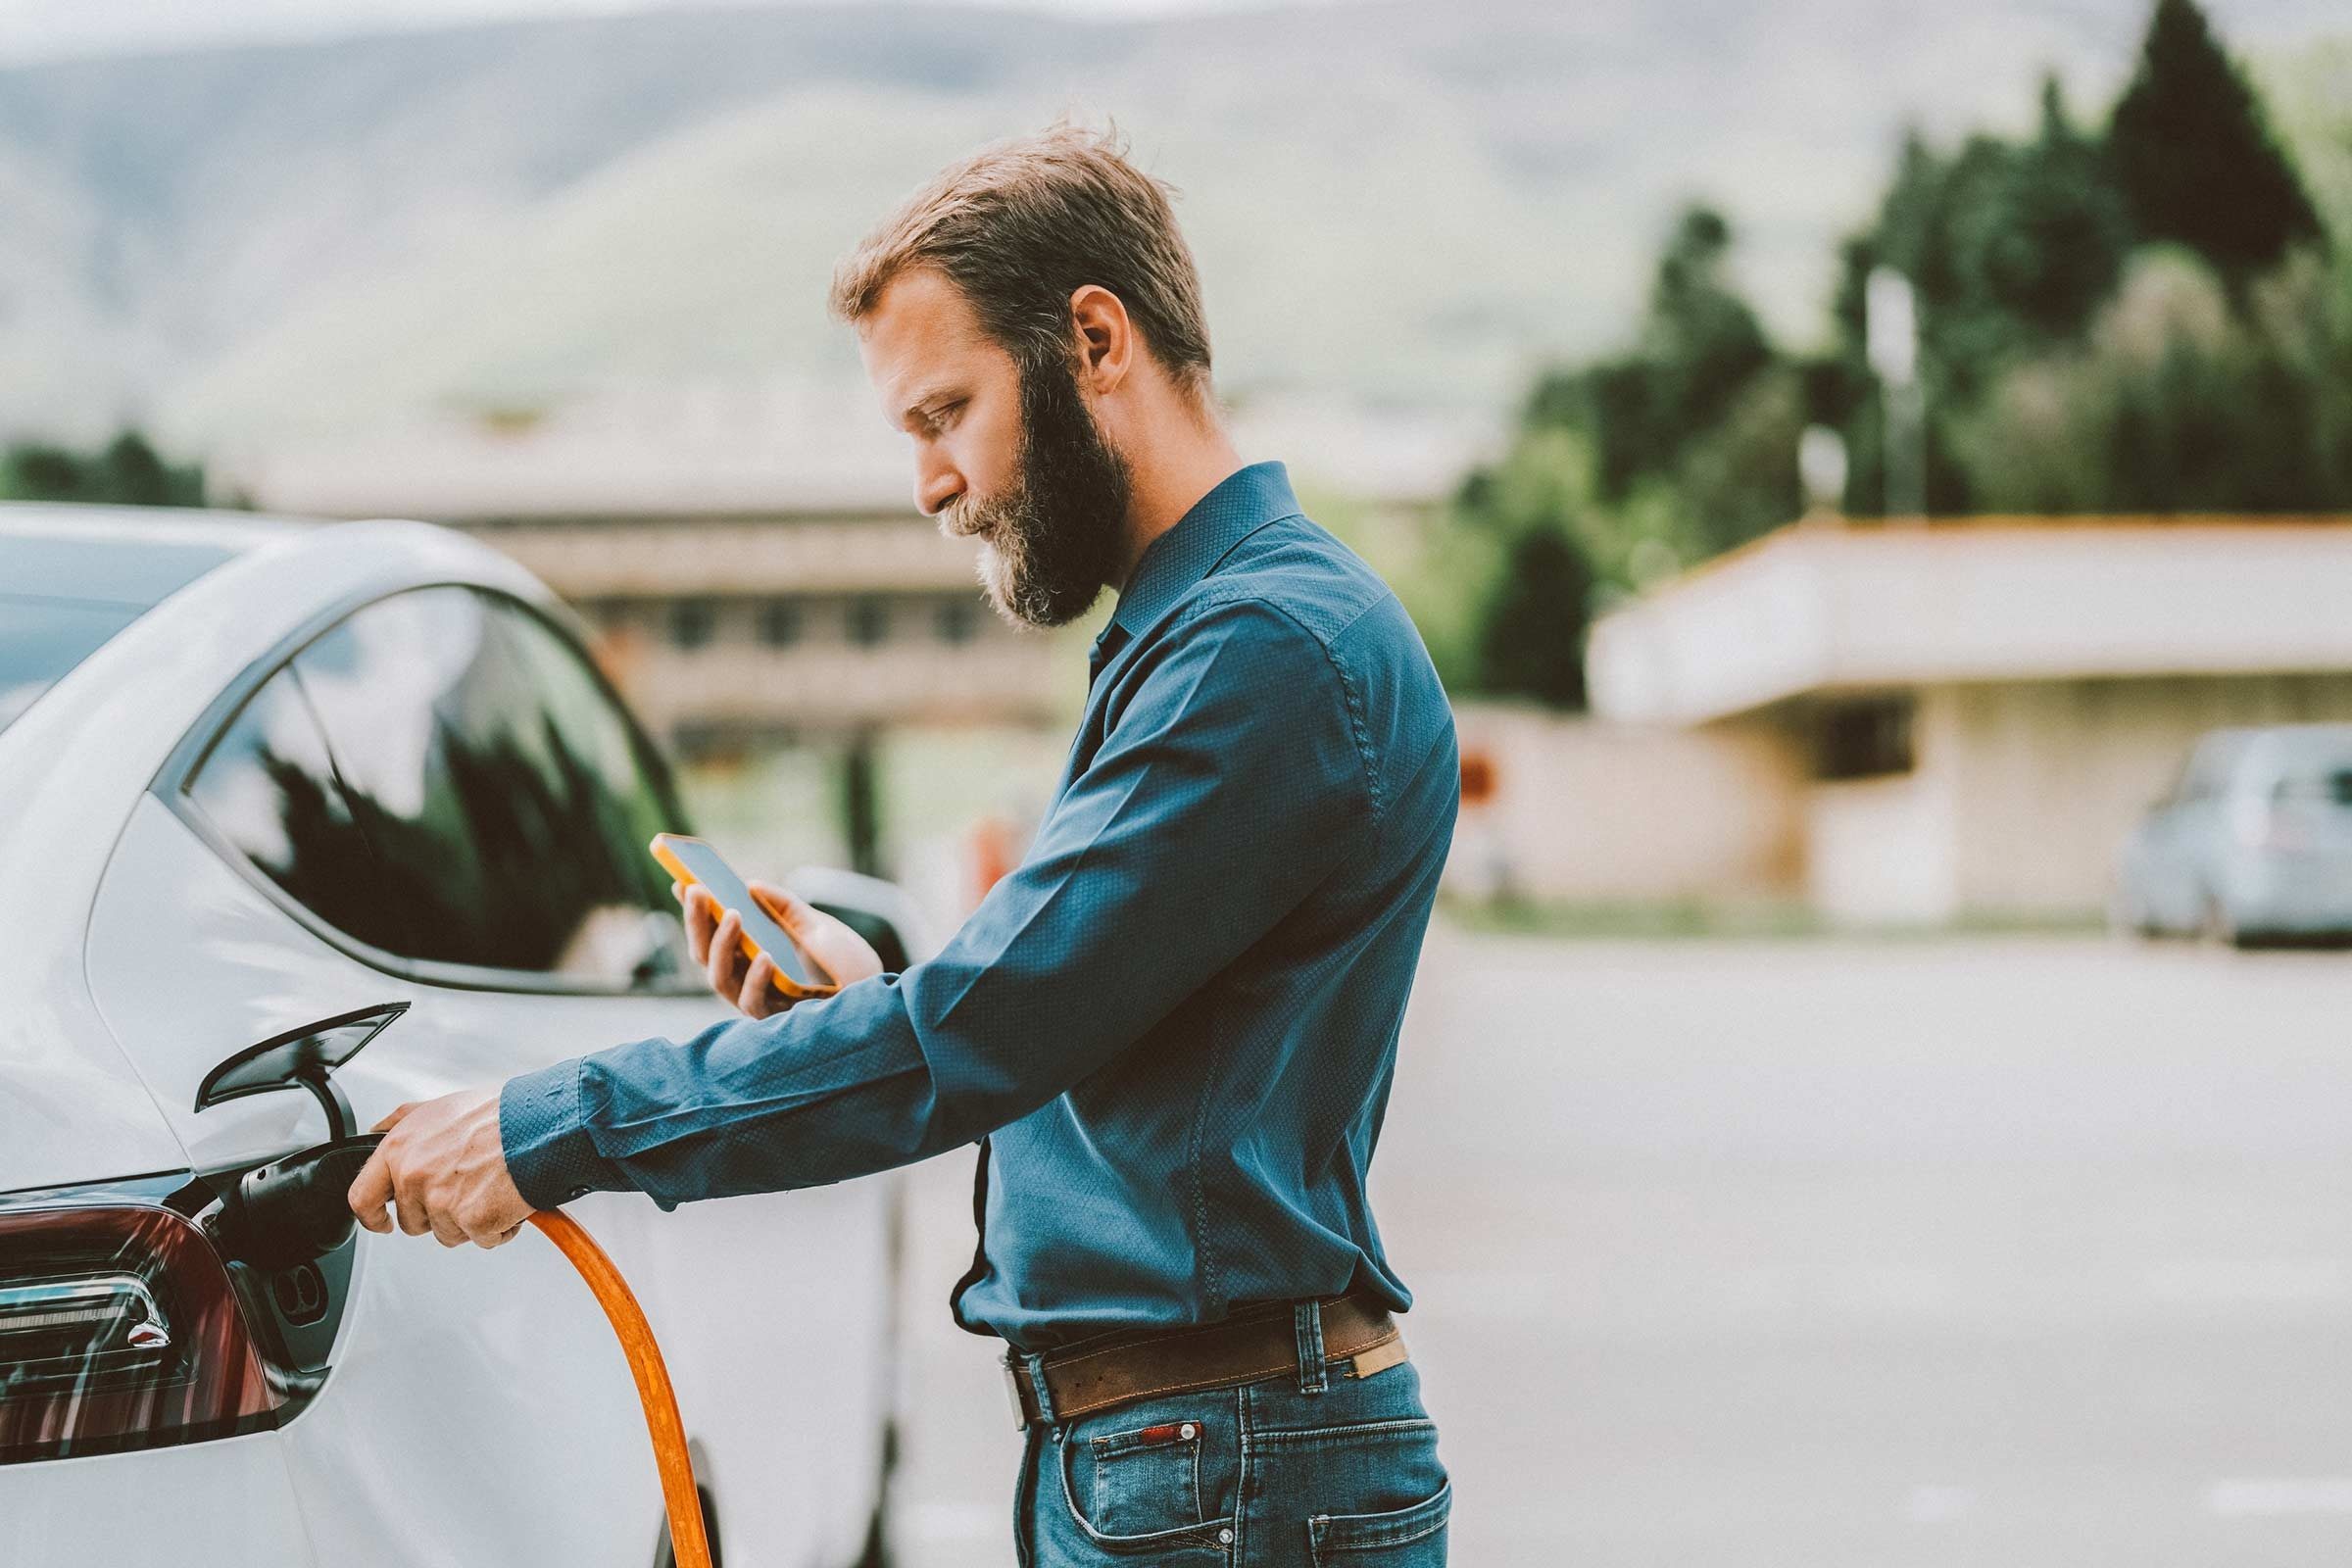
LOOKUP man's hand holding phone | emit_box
[675,878,883,1020]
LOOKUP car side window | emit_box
[194,585,693,988]
[185,663,382,935]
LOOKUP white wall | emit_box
[1940,673,2352,914]
[1447,704,1803,903]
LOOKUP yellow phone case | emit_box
[650,835,840,1001]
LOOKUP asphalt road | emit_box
[885,923,2352,1565]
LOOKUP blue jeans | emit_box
[1011,1303,1451,1565]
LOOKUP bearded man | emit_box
[349,122,1460,1567]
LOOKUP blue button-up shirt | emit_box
[501,460,1459,1352]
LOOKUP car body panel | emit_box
[86,792,897,1563]
[0,1431,318,1566]
[4,507,902,1564]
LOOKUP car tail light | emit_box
[0,1188,279,1465]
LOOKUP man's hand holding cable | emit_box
[341,881,879,1247]
[346,1087,532,1249]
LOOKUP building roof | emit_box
[218,382,1490,523]
[1587,515,2352,725]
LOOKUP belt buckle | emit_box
[1000,1349,1028,1430]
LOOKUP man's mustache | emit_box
[942,499,994,539]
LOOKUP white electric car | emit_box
[0,504,912,1566]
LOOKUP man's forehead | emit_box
[859,268,987,395]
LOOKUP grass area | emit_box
[1442,893,2109,942]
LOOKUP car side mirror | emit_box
[787,865,935,974]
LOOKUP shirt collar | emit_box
[1096,461,1302,662]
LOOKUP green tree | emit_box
[1473,526,1592,710]
[1951,248,2352,512]
[2108,0,2325,289]
[1831,78,2134,514]
[1978,79,2134,340]
[1,429,208,507]
[1588,206,1775,500]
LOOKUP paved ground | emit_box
[884,923,2352,1564]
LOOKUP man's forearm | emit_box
[499,976,973,1212]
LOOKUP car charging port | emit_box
[205,1134,383,1274]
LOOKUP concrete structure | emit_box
[1447,703,1803,905]
[1587,516,2352,923]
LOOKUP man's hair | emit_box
[829,121,1214,406]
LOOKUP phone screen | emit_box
[651,835,827,988]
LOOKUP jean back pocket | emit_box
[1307,1476,1451,1562]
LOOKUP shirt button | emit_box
[567,1185,591,1200]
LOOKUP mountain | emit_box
[0,0,2341,452]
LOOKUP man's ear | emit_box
[1068,284,1133,395]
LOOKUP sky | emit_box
[0,0,1314,66]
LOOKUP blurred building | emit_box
[1587,515,2352,923]
[229,387,1059,761]
[229,380,1482,764]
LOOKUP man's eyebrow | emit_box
[897,384,964,429]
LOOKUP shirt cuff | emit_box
[499,1058,615,1212]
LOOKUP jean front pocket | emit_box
[1078,1416,1206,1537]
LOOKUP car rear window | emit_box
[0,532,240,734]
[2278,768,2352,807]
[2273,754,2352,808]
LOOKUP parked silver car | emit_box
[2115,724,2352,946]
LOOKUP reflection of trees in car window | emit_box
[189,586,691,988]
[186,666,377,929]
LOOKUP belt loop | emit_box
[1021,1348,1059,1426]
[1293,1299,1328,1395]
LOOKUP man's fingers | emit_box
[347,1147,395,1233]
[752,880,882,986]
[706,907,745,1000]
[738,952,778,1017]
[680,884,716,965]
[749,882,810,926]
[389,1162,431,1237]
[368,1102,417,1135]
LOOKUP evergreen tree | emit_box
[1473,526,1594,710]
[1,429,207,506]
[2108,0,2325,287]
[1979,79,2134,339]
[1588,206,1774,500]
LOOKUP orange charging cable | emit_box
[526,1209,712,1568]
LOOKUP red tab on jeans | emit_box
[1136,1422,1194,1445]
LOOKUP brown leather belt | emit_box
[999,1288,1408,1429]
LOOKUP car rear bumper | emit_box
[2225,852,2352,934]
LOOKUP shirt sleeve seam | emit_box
[1174,591,1386,831]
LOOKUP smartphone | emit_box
[649,834,839,1000]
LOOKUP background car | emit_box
[2113,723,2352,948]
[0,503,911,1566]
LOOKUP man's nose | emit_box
[915,451,962,517]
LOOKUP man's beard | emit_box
[942,354,1132,629]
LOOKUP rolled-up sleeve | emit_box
[500,596,1377,1213]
